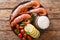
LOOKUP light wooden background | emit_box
[0,0,60,40]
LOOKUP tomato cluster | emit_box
[14,24,32,40]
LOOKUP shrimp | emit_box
[11,5,28,22]
[11,1,40,21]
[23,1,40,8]
[27,8,47,16]
[10,14,31,27]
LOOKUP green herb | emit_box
[20,24,26,26]
[28,18,33,21]
[16,29,20,34]
[26,31,30,34]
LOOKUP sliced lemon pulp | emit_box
[24,24,40,38]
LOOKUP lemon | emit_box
[24,24,40,38]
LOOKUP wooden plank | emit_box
[39,0,60,8]
[0,21,11,30]
[0,31,20,40]
[0,0,30,8]
[36,31,60,40]
[0,0,60,8]
[46,8,60,19]
[47,19,60,31]
[0,9,12,21]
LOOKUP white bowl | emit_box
[35,16,50,29]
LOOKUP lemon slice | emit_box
[31,30,40,38]
[24,24,40,38]
[24,24,34,33]
[30,28,36,35]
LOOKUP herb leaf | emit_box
[16,29,20,34]
[26,31,30,35]
[28,18,33,21]
[20,24,26,26]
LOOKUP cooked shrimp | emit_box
[11,1,40,21]
[11,5,28,21]
[10,14,31,27]
[27,8,47,16]
[23,1,40,8]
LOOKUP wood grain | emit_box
[0,21,11,30]
[47,19,60,31]
[0,9,12,21]
[46,8,60,19]
[0,31,20,40]
[36,31,60,40]
[0,0,30,8]
[0,0,60,8]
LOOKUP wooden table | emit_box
[0,0,60,40]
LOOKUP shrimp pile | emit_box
[10,0,47,40]
[10,1,47,27]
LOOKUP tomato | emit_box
[27,36,32,40]
[18,33,22,38]
[23,33,28,38]
[22,37,26,40]
[21,29,25,34]
[20,26,24,29]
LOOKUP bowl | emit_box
[10,0,49,40]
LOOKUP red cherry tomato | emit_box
[23,33,28,38]
[20,26,24,29]
[18,33,22,38]
[27,36,32,40]
[21,29,25,34]
[22,37,26,40]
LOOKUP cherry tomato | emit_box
[20,26,24,29]
[21,29,25,34]
[18,33,22,38]
[22,37,26,40]
[27,36,32,40]
[23,33,28,38]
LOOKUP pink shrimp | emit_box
[23,1,40,8]
[10,14,31,27]
[11,1,40,21]
[26,8,47,16]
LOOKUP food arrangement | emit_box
[10,0,50,40]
